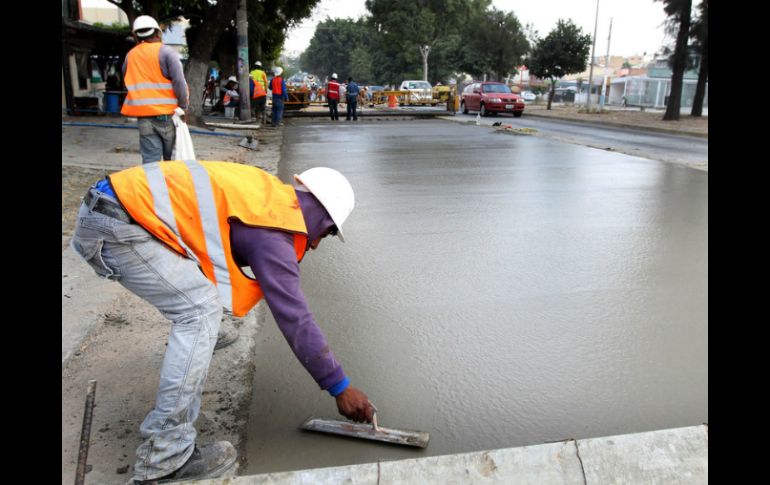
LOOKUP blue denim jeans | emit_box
[346,97,358,120]
[137,116,176,164]
[70,187,222,480]
[272,97,284,125]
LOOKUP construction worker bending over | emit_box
[70,162,374,484]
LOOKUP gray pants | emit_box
[70,186,222,480]
[138,116,176,164]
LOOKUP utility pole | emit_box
[236,0,251,121]
[586,0,599,113]
[600,17,612,110]
[419,45,431,82]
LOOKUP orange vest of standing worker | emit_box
[121,42,178,117]
[271,76,284,95]
[252,79,266,99]
[109,161,309,316]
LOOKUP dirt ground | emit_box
[61,116,285,485]
[524,103,708,136]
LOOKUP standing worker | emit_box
[269,66,288,127]
[326,73,340,121]
[345,77,360,121]
[71,161,375,484]
[121,15,189,164]
[249,61,268,124]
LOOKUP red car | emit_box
[461,81,525,117]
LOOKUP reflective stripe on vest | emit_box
[327,82,340,100]
[250,69,268,90]
[121,42,178,117]
[271,77,283,95]
[109,161,309,316]
[252,80,266,99]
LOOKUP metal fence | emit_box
[608,76,708,109]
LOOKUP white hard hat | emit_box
[133,15,160,37]
[294,167,354,242]
[273,66,283,76]
[331,73,338,79]
[254,60,262,67]
[226,76,238,84]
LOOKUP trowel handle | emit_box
[369,401,380,432]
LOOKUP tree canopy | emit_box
[528,19,591,109]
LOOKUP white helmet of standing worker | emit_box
[331,73,338,79]
[294,167,355,242]
[254,60,262,67]
[273,66,283,76]
[226,75,238,84]
[133,15,160,38]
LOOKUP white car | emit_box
[520,90,537,102]
[399,80,433,105]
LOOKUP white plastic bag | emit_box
[172,107,196,160]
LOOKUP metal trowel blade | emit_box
[300,417,429,448]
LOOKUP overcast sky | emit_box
[283,0,672,58]
[84,0,673,59]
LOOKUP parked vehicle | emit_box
[399,80,435,105]
[461,82,525,117]
[520,90,536,102]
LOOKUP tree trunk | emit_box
[419,45,430,82]
[547,79,554,110]
[184,0,238,124]
[663,0,692,121]
[690,35,707,117]
[237,0,251,121]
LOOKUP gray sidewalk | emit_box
[194,425,708,484]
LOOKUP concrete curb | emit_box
[191,425,707,484]
[522,110,708,139]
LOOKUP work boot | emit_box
[214,315,239,350]
[131,441,237,484]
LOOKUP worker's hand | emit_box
[335,386,374,423]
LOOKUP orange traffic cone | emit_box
[388,94,398,108]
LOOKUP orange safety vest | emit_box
[109,161,309,316]
[223,90,238,105]
[252,80,266,99]
[250,69,268,91]
[271,76,283,95]
[121,42,178,117]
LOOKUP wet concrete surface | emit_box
[245,120,707,473]
[453,112,709,169]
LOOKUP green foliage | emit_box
[299,0,527,85]
[299,18,370,80]
[91,21,131,33]
[365,0,472,84]
[455,6,529,81]
[528,19,592,81]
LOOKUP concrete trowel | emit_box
[300,405,430,448]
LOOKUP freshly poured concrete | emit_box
[245,120,707,473]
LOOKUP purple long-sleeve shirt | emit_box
[230,190,348,395]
